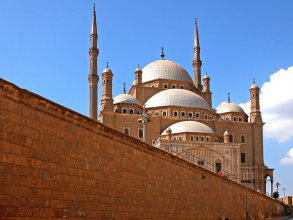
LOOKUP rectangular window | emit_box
[216,163,222,174]
[204,114,208,119]
[155,112,159,115]
[162,111,167,116]
[181,111,185,117]
[196,136,199,142]
[239,117,242,122]
[173,111,178,117]
[122,108,127,113]
[201,136,204,142]
[164,84,168,89]
[233,116,237,121]
[172,84,176,89]
[129,109,134,114]
[180,85,184,89]
[206,136,210,142]
[188,112,193,118]
[241,153,246,163]
[138,129,143,138]
[195,113,200,118]
[152,140,156,145]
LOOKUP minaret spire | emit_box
[88,3,99,120]
[192,18,202,91]
[194,18,200,50]
[91,3,97,35]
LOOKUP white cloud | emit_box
[239,66,293,143]
[280,148,293,165]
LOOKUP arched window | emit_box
[190,136,194,141]
[124,128,129,135]
[229,134,233,143]
[241,135,246,143]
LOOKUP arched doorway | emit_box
[265,175,273,198]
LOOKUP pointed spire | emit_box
[194,18,200,49]
[228,93,230,103]
[253,78,255,84]
[161,47,165,59]
[107,62,109,68]
[91,3,97,35]
[123,82,126,94]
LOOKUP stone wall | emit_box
[0,78,286,219]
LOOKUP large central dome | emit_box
[142,59,194,84]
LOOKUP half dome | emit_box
[216,102,245,114]
[142,59,194,84]
[145,89,212,111]
[113,94,141,105]
[161,121,215,135]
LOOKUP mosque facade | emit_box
[88,6,273,194]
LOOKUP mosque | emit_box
[88,5,274,195]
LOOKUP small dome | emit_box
[103,68,112,73]
[224,131,229,135]
[135,68,142,72]
[113,94,141,105]
[250,83,259,89]
[203,74,210,80]
[216,102,245,114]
[145,89,212,111]
[161,121,215,135]
[141,59,194,84]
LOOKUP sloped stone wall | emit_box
[0,78,285,219]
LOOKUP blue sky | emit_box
[1,1,293,196]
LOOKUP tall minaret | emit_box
[88,4,99,120]
[192,19,202,91]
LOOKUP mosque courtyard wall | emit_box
[0,78,285,219]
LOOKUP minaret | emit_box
[192,18,202,91]
[203,72,212,107]
[88,4,99,120]
[203,72,210,92]
[134,64,142,85]
[249,79,262,123]
[101,63,114,112]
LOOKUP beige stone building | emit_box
[88,7,273,194]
